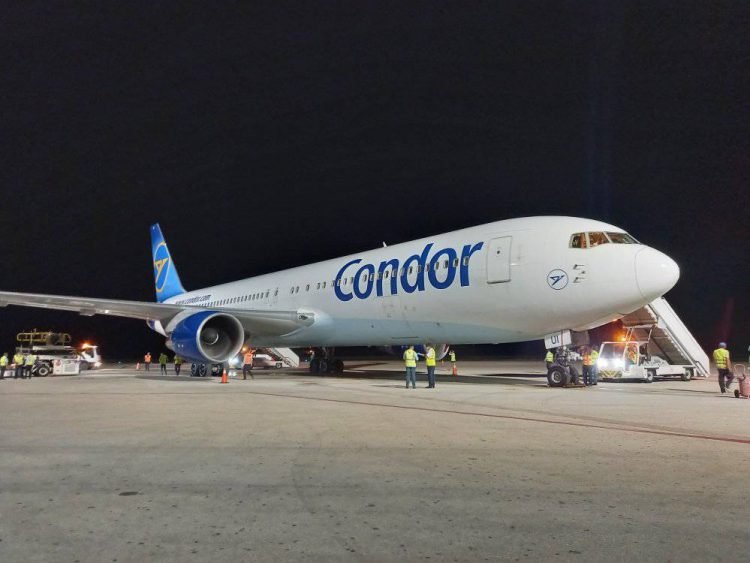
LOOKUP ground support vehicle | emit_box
[596,340,696,383]
[13,331,100,376]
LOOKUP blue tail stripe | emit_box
[150,223,186,302]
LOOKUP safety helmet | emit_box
[719,342,727,348]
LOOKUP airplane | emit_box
[0,216,679,377]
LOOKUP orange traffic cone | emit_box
[220,369,228,384]
[452,364,458,376]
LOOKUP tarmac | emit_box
[1,360,749,562]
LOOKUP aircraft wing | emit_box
[0,291,312,336]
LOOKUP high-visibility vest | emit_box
[449,351,456,363]
[243,352,254,365]
[425,347,436,367]
[145,353,152,362]
[13,353,24,365]
[25,354,36,366]
[713,348,730,369]
[545,351,554,363]
[0,355,8,367]
[583,353,593,366]
[403,349,417,368]
[159,354,168,365]
[174,356,182,365]
[591,350,599,362]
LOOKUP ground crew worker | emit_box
[173,354,183,375]
[158,352,168,375]
[581,346,594,386]
[24,352,36,379]
[590,346,599,385]
[713,342,732,393]
[425,344,436,388]
[403,345,417,389]
[449,349,457,369]
[144,352,152,371]
[0,353,8,380]
[13,352,25,379]
[545,349,554,371]
[242,348,255,380]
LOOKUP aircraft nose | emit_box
[635,247,680,300]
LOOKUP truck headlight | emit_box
[597,359,608,368]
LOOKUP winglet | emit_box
[150,223,186,302]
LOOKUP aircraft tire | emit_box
[547,366,567,387]
[334,359,344,373]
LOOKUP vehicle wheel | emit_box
[211,363,223,376]
[36,363,51,377]
[334,359,344,373]
[319,359,328,373]
[79,362,89,371]
[645,369,655,383]
[681,368,693,381]
[309,358,320,373]
[547,366,568,387]
[275,362,282,369]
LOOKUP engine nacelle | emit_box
[169,311,244,363]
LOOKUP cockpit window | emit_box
[606,232,639,244]
[570,231,640,249]
[588,232,610,247]
[569,233,588,248]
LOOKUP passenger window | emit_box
[462,257,469,266]
[306,284,310,291]
[274,289,278,296]
[317,282,321,289]
[588,232,610,247]
[322,281,326,289]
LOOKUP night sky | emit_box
[2,3,748,360]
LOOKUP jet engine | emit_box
[169,311,244,363]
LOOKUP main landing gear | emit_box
[309,348,345,374]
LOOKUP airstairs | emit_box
[619,297,709,377]
[266,347,300,368]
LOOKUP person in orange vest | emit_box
[242,348,255,380]
[144,352,152,371]
[581,346,594,386]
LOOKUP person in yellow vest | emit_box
[158,352,169,375]
[590,346,600,385]
[144,352,152,371]
[403,345,417,389]
[242,348,255,380]
[581,346,594,386]
[425,344,437,388]
[545,349,554,372]
[713,342,732,393]
[13,352,25,379]
[173,354,183,376]
[0,353,8,380]
[24,352,37,379]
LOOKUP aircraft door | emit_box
[486,236,512,283]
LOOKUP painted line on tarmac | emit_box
[243,390,750,445]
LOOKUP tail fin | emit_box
[150,223,186,302]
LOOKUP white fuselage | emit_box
[161,216,679,348]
